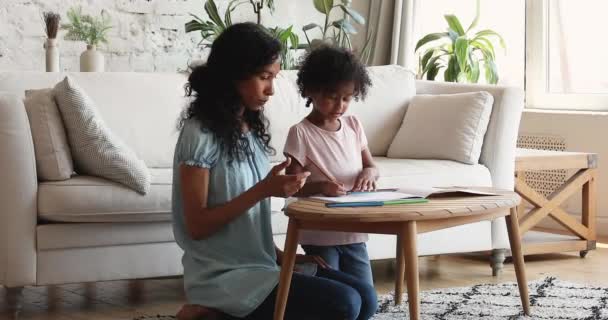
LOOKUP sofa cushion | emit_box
[0,72,188,168]
[348,65,416,156]
[38,168,291,233]
[53,76,151,194]
[24,88,74,181]
[38,168,172,223]
[373,157,493,188]
[387,91,494,164]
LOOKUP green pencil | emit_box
[383,198,429,205]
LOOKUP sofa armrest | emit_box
[415,80,524,190]
[416,80,524,250]
[0,93,38,287]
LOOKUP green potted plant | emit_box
[415,0,505,84]
[61,6,112,72]
[302,0,374,65]
[185,0,299,70]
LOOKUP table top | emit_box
[515,148,598,170]
[285,190,520,222]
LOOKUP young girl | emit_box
[284,45,377,286]
[173,23,377,320]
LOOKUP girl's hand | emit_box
[262,158,310,198]
[352,168,377,192]
[295,254,331,269]
[276,249,331,269]
[321,181,348,197]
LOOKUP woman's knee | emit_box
[356,283,378,320]
[332,286,362,320]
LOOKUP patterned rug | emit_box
[134,277,608,320]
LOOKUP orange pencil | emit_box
[305,155,338,184]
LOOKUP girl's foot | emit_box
[176,304,221,320]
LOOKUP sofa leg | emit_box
[6,286,24,318]
[490,249,506,276]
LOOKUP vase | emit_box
[80,45,104,72]
[44,38,60,72]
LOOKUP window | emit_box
[526,0,608,110]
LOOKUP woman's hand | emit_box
[321,181,348,197]
[352,168,377,192]
[261,158,310,198]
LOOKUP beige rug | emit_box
[134,277,608,319]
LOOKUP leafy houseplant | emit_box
[62,6,113,72]
[185,0,299,70]
[62,6,112,47]
[302,0,373,65]
[415,0,505,84]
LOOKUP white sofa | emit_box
[0,66,523,304]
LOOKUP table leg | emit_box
[273,219,300,320]
[506,207,531,315]
[403,221,420,320]
[395,230,405,305]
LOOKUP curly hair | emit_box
[296,45,372,107]
[180,22,280,161]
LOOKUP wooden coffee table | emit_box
[273,190,530,320]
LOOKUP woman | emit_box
[173,22,377,320]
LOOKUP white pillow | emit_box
[386,91,494,164]
[24,88,74,180]
[53,76,151,194]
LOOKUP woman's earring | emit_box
[305,98,312,108]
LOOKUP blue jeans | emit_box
[301,243,374,286]
[243,268,377,320]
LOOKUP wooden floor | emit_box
[2,238,607,320]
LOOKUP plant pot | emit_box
[80,45,104,72]
[44,38,60,72]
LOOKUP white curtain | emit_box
[366,0,418,71]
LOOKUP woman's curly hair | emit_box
[296,45,372,107]
[180,22,280,161]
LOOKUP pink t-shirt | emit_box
[283,115,369,246]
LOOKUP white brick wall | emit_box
[0,0,363,72]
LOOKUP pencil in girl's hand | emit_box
[305,155,339,184]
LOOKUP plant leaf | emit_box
[470,59,480,83]
[338,4,365,24]
[474,29,506,49]
[415,32,448,52]
[485,59,499,84]
[427,62,440,80]
[467,0,480,32]
[420,50,434,72]
[454,37,469,75]
[303,23,323,32]
[313,0,334,14]
[204,0,225,30]
[445,55,459,82]
[185,20,204,33]
[444,14,465,36]
[333,19,357,34]
[471,38,495,60]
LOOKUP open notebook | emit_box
[309,186,498,206]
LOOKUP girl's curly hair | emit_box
[296,45,372,107]
[180,22,280,161]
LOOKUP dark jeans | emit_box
[243,268,378,320]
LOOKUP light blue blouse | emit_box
[171,118,280,317]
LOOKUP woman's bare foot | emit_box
[176,304,221,320]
